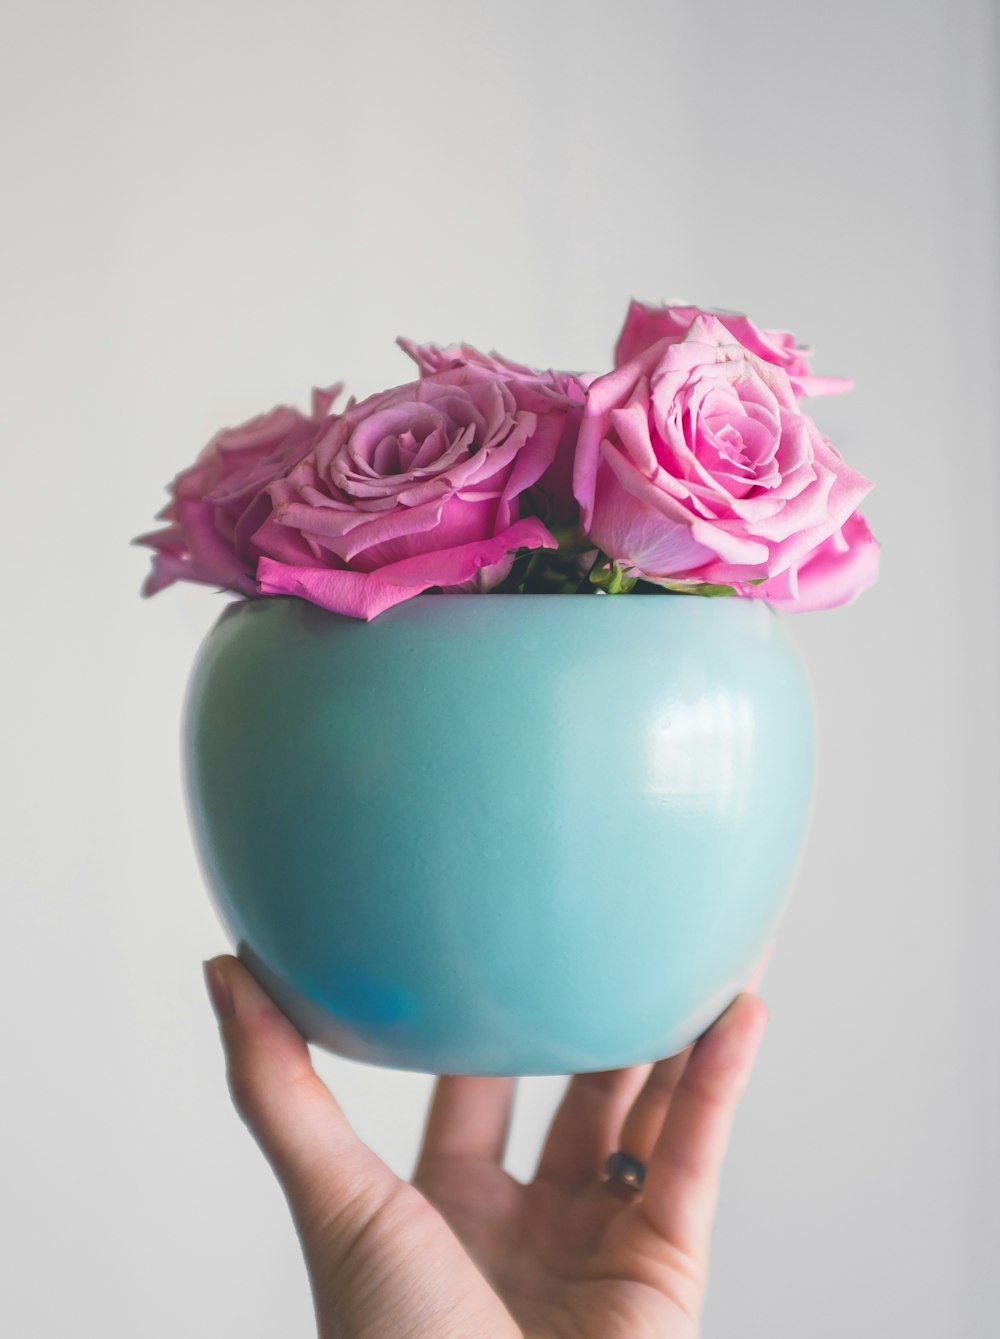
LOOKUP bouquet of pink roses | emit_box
[136,300,878,619]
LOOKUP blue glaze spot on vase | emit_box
[305,964,421,1028]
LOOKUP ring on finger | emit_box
[603,1149,647,1191]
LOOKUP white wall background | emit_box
[3,1,998,1335]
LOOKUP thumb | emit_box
[202,954,400,1235]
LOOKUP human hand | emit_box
[203,956,768,1339]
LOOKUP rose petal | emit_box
[257,559,426,620]
[372,516,557,588]
[741,510,880,610]
[613,298,852,399]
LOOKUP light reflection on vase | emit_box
[648,693,756,818]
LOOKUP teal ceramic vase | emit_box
[184,594,814,1075]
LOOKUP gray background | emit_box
[3,1,997,1335]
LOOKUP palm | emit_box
[411,1149,701,1338]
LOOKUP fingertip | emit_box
[736,990,770,1031]
[739,995,770,1063]
[713,990,769,1034]
[692,993,770,1082]
[203,957,235,1023]
[205,952,255,994]
[744,944,774,993]
[203,954,301,1035]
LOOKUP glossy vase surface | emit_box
[184,594,814,1075]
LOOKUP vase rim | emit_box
[233,591,778,609]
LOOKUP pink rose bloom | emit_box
[615,299,853,399]
[136,385,341,597]
[398,337,590,526]
[574,314,875,609]
[737,509,879,610]
[253,365,565,621]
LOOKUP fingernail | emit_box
[203,959,235,1022]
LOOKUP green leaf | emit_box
[692,583,737,597]
[635,577,738,597]
[675,582,737,597]
[588,556,638,595]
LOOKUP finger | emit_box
[639,994,768,1262]
[614,1045,694,1167]
[533,1064,653,1185]
[414,1075,517,1175]
[203,955,398,1220]
[745,945,774,993]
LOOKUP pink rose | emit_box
[615,299,852,399]
[574,314,874,609]
[738,509,879,610]
[398,337,590,526]
[136,385,341,597]
[253,365,565,620]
